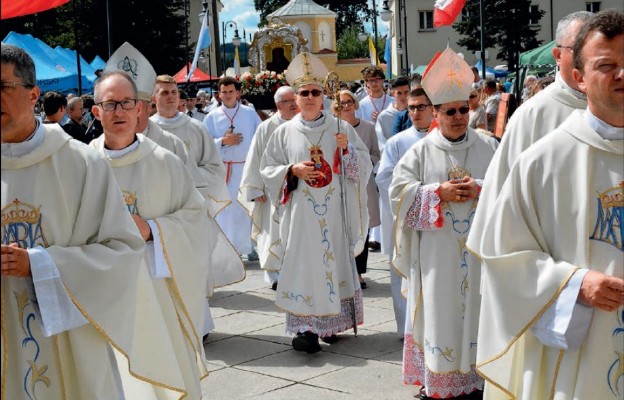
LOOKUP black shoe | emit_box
[368,241,381,252]
[292,331,321,354]
[320,334,339,344]
[359,280,367,289]
[202,333,209,343]
[271,281,278,291]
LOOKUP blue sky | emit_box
[218,0,388,47]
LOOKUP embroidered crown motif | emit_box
[1,199,41,226]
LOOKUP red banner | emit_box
[433,0,467,28]
[2,0,70,20]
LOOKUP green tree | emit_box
[0,0,188,76]
[453,0,545,69]
[253,0,370,37]
[335,24,385,62]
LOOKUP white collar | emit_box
[584,108,624,140]
[105,135,142,159]
[1,120,44,158]
[153,111,183,125]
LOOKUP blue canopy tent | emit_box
[54,46,97,84]
[2,31,94,93]
[474,60,509,79]
[90,55,106,70]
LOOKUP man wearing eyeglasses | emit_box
[260,52,372,353]
[90,70,214,398]
[240,86,299,291]
[389,48,498,400]
[376,88,434,341]
[1,43,177,399]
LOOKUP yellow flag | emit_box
[234,46,241,76]
[368,36,378,66]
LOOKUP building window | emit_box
[419,10,434,31]
[586,2,600,12]
[528,4,540,26]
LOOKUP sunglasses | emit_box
[297,89,323,97]
[340,100,355,107]
[407,104,432,112]
[438,106,470,116]
[469,94,478,99]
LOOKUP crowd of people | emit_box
[1,8,622,400]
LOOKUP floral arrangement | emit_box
[237,70,289,96]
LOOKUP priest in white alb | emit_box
[260,52,371,353]
[239,86,299,289]
[468,11,593,251]
[1,44,187,400]
[471,10,624,399]
[151,74,231,217]
[390,48,498,399]
[91,71,213,398]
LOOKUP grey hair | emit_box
[93,70,138,103]
[67,96,83,110]
[555,11,594,44]
[1,43,36,86]
[274,86,295,103]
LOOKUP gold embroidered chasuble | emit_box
[1,125,187,399]
[472,111,624,399]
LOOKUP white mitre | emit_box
[105,42,156,101]
[421,47,473,105]
[284,52,328,90]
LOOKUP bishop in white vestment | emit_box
[390,48,498,398]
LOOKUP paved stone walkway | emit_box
[201,250,420,399]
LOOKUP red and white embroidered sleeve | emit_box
[404,183,444,231]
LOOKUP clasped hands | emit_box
[439,176,480,203]
[291,133,347,181]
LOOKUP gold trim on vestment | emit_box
[155,220,204,352]
[1,284,7,400]
[549,350,565,400]
[476,268,579,398]
[53,335,67,400]
[63,284,188,397]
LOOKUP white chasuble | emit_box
[239,114,285,272]
[150,112,230,217]
[204,103,262,255]
[468,75,586,255]
[92,135,213,398]
[474,111,624,400]
[390,128,498,398]
[142,119,189,164]
[1,125,187,399]
[260,113,372,335]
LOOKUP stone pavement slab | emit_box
[201,251,421,399]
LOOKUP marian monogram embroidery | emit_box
[1,199,51,399]
[590,181,623,251]
[608,309,624,397]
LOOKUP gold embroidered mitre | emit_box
[105,42,157,101]
[285,52,328,90]
[421,48,473,105]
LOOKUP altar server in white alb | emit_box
[390,48,498,399]
[376,87,434,339]
[204,76,262,256]
[1,44,187,400]
[260,52,372,353]
[470,10,624,399]
[91,71,215,398]
[239,86,299,288]
[106,44,244,338]
[468,11,593,244]
[151,74,231,217]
